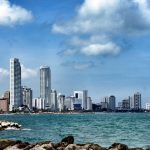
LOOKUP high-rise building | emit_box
[40,66,51,109]
[74,90,88,110]
[10,58,22,111]
[87,97,92,110]
[130,92,141,109]
[57,94,65,112]
[22,86,32,110]
[50,89,57,111]
[109,95,116,111]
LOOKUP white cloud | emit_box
[52,0,150,35]
[0,0,33,26]
[21,64,37,80]
[81,42,120,56]
[60,35,121,56]
[53,0,150,57]
[0,68,9,81]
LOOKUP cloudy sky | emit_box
[0,0,150,105]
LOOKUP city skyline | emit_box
[1,0,150,105]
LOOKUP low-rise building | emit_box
[0,98,9,112]
[32,98,45,110]
[146,103,150,110]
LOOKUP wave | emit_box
[5,127,31,131]
[22,128,32,131]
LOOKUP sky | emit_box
[0,0,150,106]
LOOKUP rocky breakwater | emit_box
[0,121,21,131]
[0,136,150,150]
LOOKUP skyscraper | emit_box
[40,66,51,109]
[130,92,141,110]
[10,58,22,111]
[109,95,116,111]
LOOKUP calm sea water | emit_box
[0,113,150,148]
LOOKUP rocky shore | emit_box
[0,136,149,150]
[0,121,21,131]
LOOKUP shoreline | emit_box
[0,111,150,116]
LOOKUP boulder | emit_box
[0,140,17,149]
[109,143,128,150]
[0,121,21,130]
[61,136,74,145]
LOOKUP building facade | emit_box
[146,103,150,110]
[74,90,88,110]
[10,58,22,111]
[22,86,32,110]
[32,98,45,110]
[122,98,130,110]
[40,66,51,109]
[109,95,116,111]
[0,98,9,112]
[130,92,141,109]
[50,89,57,111]
[87,97,92,110]
[57,94,65,112]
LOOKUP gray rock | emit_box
[109,143,128,150]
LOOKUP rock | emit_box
[0,121,21,131]
[0,140,17,149]
[61,136,74,145]
[64,144,106,150]
[53,136,74,149]
[88,144,107,150]
[109,143,128,150]
[0,136,149,150]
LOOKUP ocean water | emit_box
[0,113,150,148]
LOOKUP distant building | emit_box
[74,90,88,110]
[10,58,22,111]
[32,98,44,110]
[87,97,92,110]
[40,66,51,110]
[122,98,130,110]
[146,103,150,110]
[57,94,65,112]
[50,90,57,111]
[64,96,74,111]
[109,96,116,111]
[22,86,32,110]
[130,92,141,109]
[3,91,10,105]
[0,98,9,112]
[118,102,122,110]
[101,96,109,110]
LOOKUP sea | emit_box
[0,113,150,148]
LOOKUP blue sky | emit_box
[0,0,150,106]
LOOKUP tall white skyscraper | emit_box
[10,58,22,111]
[40,66,51,109]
